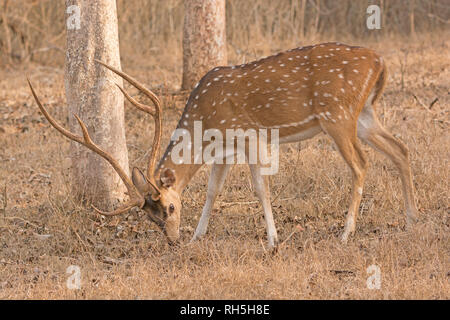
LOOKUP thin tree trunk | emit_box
[1,0,12,64]
[410,0,416,38]
[182,0,227,91]
[314,0,320,36]
[299,0,306,40]
[65,0,129,209]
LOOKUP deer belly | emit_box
[278,125,322,144]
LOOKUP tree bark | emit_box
[182,0,227,91]
[65,0,129,209]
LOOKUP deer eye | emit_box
[168,203,175,214]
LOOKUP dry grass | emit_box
[0,29,449,299]
[1,0,449,67]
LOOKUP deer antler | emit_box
[95,60,163,199]
[28,79,145,216]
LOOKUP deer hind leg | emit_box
[191,163,231,242]
[320,120,368,243]
[357,102,418,225]
[249,163,278,248]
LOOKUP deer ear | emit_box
[160,168,176,188]
[131,167,151,194]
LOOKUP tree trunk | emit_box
[65,0,129,210]
[299,0,306,40]
[314,0,320,36]
[182,0,227,91]
[410,0,416,38]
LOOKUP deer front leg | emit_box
[249,164,279,248]
[191,163,231,242]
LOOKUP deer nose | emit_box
[165,230,180,244]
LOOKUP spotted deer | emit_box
[29,42,418,247]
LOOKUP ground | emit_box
[0,35,448,299]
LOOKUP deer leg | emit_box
[321,121,368,243]
[191,163,231,242]
[357,104,418,225]
[249,164,278,248]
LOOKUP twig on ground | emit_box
[429,97,439,109]
[279,224,304,248]
[413,94,433,112]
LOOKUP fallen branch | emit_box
[413,94,432,112]
[429,97,439,109]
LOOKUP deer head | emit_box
[28,61,182,244]
[131,166,182,243]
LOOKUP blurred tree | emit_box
[1,0,12,64]
[182,0,227,90]
[65,0,129,210]
[410,0,416,38]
